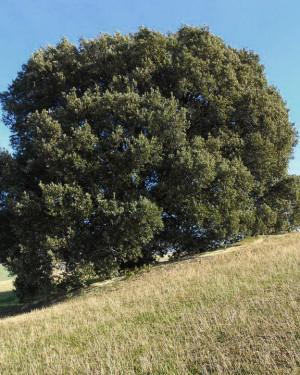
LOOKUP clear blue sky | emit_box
[0,0,299,174]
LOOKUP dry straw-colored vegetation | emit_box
[0,233,299,374]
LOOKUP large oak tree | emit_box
[0,26,299,300]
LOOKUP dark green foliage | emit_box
[0,26,299,300]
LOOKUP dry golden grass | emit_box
[0,233,299,374]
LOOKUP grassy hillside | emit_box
[0,265,12,281]
[0,265,18,318]
[0,233,299,374]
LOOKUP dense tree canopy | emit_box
[0,26,299,300]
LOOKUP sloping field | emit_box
[0,233,299,374]
[0,265,12,282]
[0,266,17,317]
